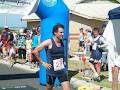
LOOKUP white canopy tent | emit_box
[70,3,120,21]
[0,0,38,15]
[22,13,40,21]
[103,6,120,81]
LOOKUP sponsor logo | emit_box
[42,0,57,7]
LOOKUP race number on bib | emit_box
[53,58,64,71]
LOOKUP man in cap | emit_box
[1,26,10,59]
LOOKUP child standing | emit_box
[26,36,32,65]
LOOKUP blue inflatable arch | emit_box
[30,0,69,86]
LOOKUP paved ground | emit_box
[0,61,40,90]
[0,59,76,90]
[0,55,112,90]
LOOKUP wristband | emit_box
[42,62,45,67]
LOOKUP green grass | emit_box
[68,59,120,89]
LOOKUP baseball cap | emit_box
[19,29,24,34]
[4,26,9,29]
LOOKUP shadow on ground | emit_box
[100,74,108,81]
[0,70,39,80]
[0,69,79,81]
[68,70,79,80]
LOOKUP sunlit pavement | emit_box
[0,60,75,90]
[0,58,111,90]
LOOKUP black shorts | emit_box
[18,48,26,59]
[46,74,68,85]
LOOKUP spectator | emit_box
[26,35,32,65]
[1,26,10,59]
[88,27,107,82]
[78,28,84,52]
[17,29,26,64]
[31,30,41,68]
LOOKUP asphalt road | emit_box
[0,63,42,90]
[0,63,75,90]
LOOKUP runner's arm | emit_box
[32,39,52,69]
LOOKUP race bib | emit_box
[53,58,64,71]
[92,43,97,50]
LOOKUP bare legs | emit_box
[88,62,98,76]
[45,81,70,90]
[112,66,119,90]
[95,62,101,76]
[88,61,101,81]
[61,81,71,90]
[46,84,53,90]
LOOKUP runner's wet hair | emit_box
[52,23,64,35]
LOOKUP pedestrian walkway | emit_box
[0,59,39,73]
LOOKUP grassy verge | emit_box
[68,59,120,89]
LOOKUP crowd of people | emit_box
[77,26,120,90]
[0,25,41,68]
[0,24,119,90]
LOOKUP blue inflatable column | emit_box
[35,0,69,85]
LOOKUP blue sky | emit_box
[0,13,27,28]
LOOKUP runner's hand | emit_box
[42,62,52,69]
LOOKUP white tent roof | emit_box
[63,0,82,9]
[22,1,120,21]
[70,3,120,21]
[22,13,40,21]
[0,0,38,15]
[21,0,80,21]
[1,0,119,21]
